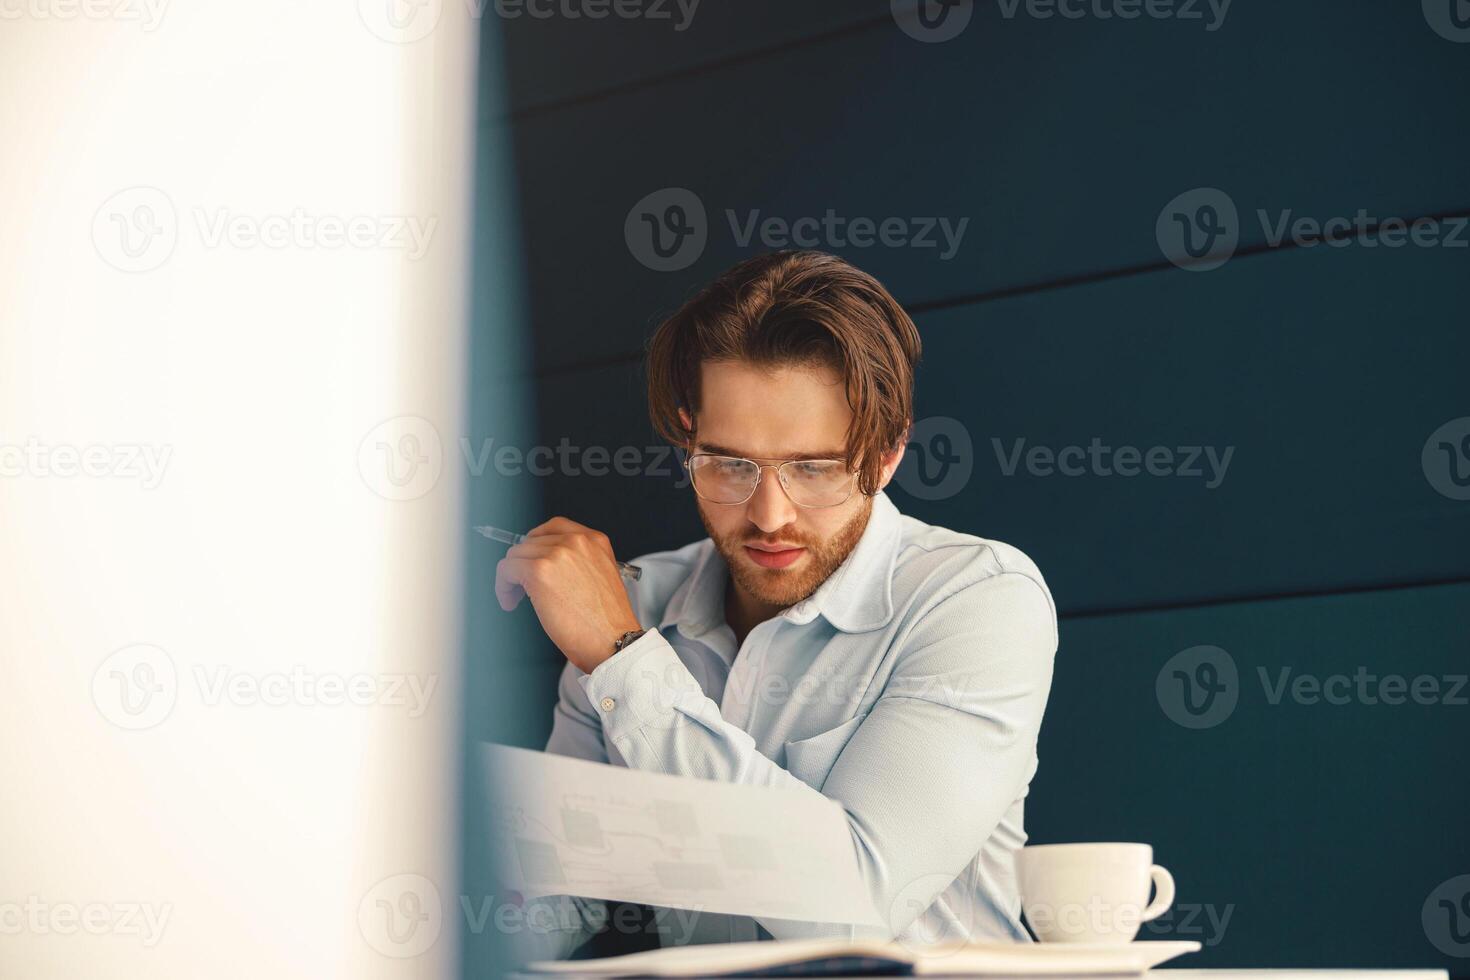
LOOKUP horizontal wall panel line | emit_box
[515,204,1470,381]
[1060,574,1470,622]
[495,14,893,123]
[906,205,1470,317]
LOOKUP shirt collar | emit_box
[658,534,729,639]
[658,491,903,638]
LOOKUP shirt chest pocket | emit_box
[781,714,866,789]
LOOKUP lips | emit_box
[743,544,807,569]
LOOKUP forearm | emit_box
[578,631,812,791]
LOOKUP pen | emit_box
[473,525,643,582]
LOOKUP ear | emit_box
[677,408,695,451]
[874,422,911,492]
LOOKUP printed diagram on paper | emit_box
[482,743,881,925]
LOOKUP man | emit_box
[495,250,1057,956]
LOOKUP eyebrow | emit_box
[695,442,847,462]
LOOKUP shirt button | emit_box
[599,697,616,712]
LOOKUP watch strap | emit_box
[613,628,647,653]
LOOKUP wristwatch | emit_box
[613,628,647,654]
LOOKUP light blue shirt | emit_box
[531,491,1057,957]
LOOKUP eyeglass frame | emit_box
[681,451,861,509]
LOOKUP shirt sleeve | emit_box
[577,570,1058,941]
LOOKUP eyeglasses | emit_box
[684,453,857,509]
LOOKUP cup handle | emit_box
[1140,864,1175,922]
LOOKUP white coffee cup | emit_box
[1016,842,1175,944]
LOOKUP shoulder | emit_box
[891,513,1057,641]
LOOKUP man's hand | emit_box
[494,517,643,674]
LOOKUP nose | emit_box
[745,465,799,534]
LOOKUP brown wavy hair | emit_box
[645,251,922,496]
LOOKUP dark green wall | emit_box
[468,1,1470,972]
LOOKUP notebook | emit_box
[524,938,1202,977]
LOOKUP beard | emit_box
[699,495,874,611]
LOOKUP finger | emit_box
[505,538,562,561]
[524,516,586,538]
[519,526,614,559]
[494,557,528,612]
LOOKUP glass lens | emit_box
[688,454,759,503]
[778,459,854,507]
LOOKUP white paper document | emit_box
[482,743,882,926]
[521,938,1204,977]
